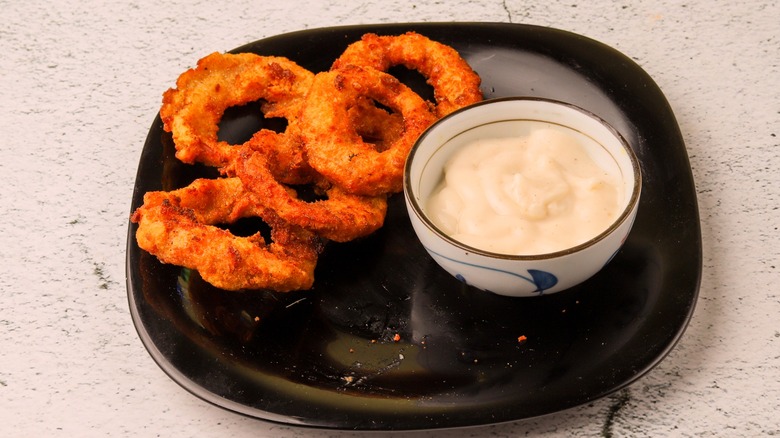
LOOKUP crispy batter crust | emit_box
[160,52,315,184]
[331,32,483,117]
[348,97,405,152]
[229,149,388,243]
[131,178,322,292]
[299,65,437,196]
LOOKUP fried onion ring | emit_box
[160,52,315,183]
[299,65,437,196]
[131,177,322,291]
[230,150,388,243]
[331,32,483,117]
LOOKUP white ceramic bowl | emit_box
[404,97,642,297]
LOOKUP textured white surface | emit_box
[1,0,778,436]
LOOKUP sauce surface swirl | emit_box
[425,125,623,255]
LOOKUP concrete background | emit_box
[1,1,778,436]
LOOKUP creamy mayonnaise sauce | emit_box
[425,125,624,255]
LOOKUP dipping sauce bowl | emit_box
[403,97,641,297]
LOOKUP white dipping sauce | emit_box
[425,124,624,255]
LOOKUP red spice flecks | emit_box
[517,335,528,343]
[393,333,401,342]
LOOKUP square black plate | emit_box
[126,22,701,431]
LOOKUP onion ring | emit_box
[331,32,482,117]
[131,177,322,292]
[160,52,315,184]
[230,150,388,243]
[298,65,437,196]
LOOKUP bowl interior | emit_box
[406,97,640,255]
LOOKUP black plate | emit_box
[126,23,701,430]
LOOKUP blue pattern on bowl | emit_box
[426,247,559,294]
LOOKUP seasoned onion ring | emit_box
[230,150,388,243]
[331,32,482,117]
[160,52,315,183]
[131,177,322,292]
[299,65,437,196]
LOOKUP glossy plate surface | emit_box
[126,23,701,430]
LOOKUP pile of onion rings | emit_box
[131,31,482,292]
